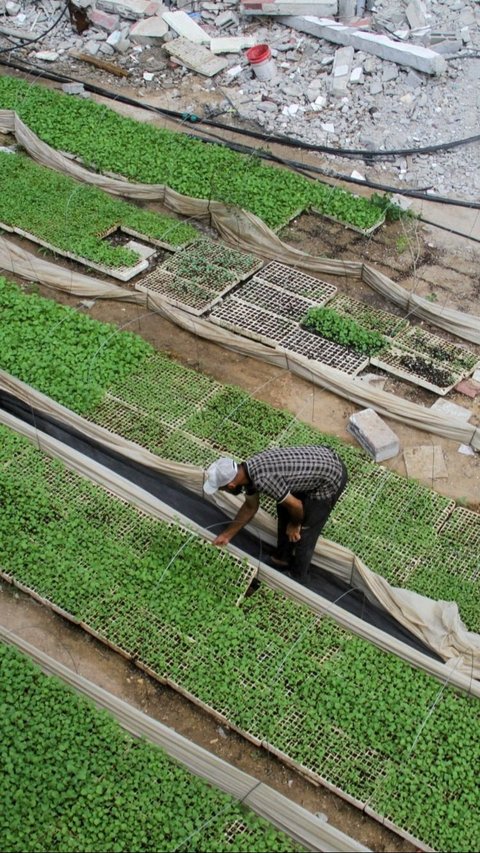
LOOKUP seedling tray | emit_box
[371,347,462,395]
[311,206,386,236]
[186,238,264,280]
[278,327,368,375]
[255,261,337,304]
[391,326,480,374]
[234,277,316,322]
[437,505,480,546]
[1,223,149,281]
[328,293,410,338]
[161,246,239,294]
[121,225,194,252]
[210,298,296,347]
[135,267,220,316]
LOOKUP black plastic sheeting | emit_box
[0,389,441,662]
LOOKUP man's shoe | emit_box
[269,555,289,568]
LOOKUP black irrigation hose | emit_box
[1,53,479,161]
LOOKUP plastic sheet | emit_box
[1,371,479,685]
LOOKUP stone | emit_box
[404,69,423,89]
[88,9,120,32]
[306,78,322,101]
[84,40,101,55]
[347,408,400,462]
[5,1,20,15]
[130,15,169,44]
[35,50,60,61]
[106,29,123,47]
[257,101,278,112]
[99,43,115,54]
[382,62,398,82]
[350,65,364,83]
[331,44,354,97]
[405,0,427,30]
[162,10,210,43]
[62,82,86,95]
[369,79,383,94]
[403,446,448,481]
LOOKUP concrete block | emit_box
[216,10,239,27]
[162,10,210,43]
[241,0,337,16]
[347,408,400,462]
[164,38,228,76]
[130,15,169,43]
[279,16,447,74]
[210,36,256,53]
[338,0,356,21]
[403,445,448,481]
[331,44,353,96]
[88,9,120,32]
[429,398,472,422]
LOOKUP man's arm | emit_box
[280,493,304,542]
[213,493,260,547]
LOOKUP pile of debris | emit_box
[0,0,479,200]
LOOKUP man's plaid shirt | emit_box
[244,445,345,503]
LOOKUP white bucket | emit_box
[246,44,276,82]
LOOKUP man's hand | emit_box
[286,522,302,543]
[213,531,232,547]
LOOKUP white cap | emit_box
[203,458,238,495]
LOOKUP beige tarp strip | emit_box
[0,627,368,853]
[1,379,479,686]
[0,241,478,451]
[2,109,480,342]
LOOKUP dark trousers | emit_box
[275,464,348,583]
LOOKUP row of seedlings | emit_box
[0,640,301,853]
[0,425,479,853]
[0,152,196,280]
[0,74,388,233]
[1,275,479,631]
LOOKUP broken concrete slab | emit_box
[164,38,229,76]
[162,10,210,43]
[429,398,472,422]
[279,16,447,74]
[405,0,427,31]
[210,36,256,53]
[97,0,156,18]
[331,44,354,96]
[35,50,61,62]
[130,16,169,44]
[88,8,120,32]
[347,407,400,462]
[403,445,448,481]
[240,0,337,16]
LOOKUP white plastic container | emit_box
[246,44,276,82]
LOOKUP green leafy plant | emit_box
[301,306,387,355]
[0,75,385,232]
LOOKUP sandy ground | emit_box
[1,72,480,852]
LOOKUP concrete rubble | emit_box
[0,0,478,199]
